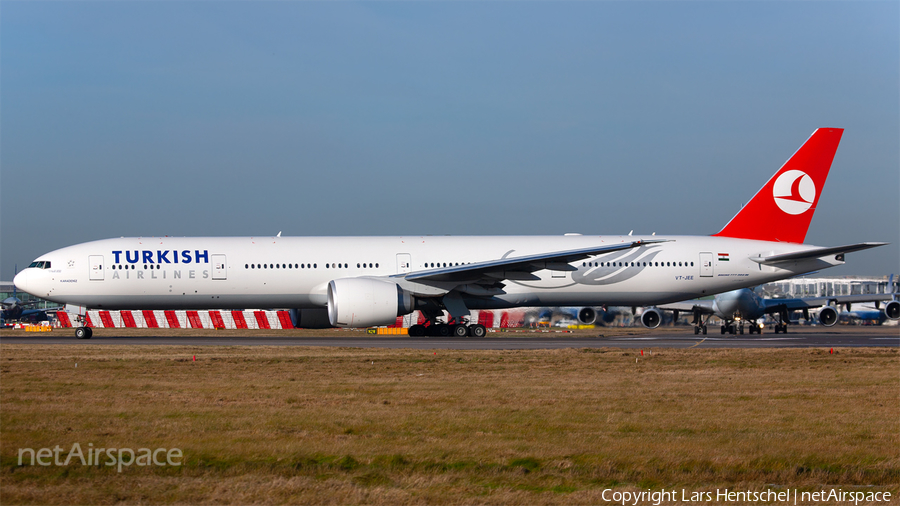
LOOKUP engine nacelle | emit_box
[327,278,413,328]
[640,307,662,329]
[884,300,900,320]
[818,306,838,327]
[290,308,332,329]
[577,307,597,325]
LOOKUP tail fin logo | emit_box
[773,169,815,215]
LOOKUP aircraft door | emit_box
[212,254,227,280]
[699,252,713,277]
[396,253,411,274]
[89,255,104,281]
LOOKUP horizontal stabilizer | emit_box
[750,242,887,265]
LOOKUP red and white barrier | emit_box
[77,310,291,329]
[54,309,531,329]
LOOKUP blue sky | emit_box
[2,1,897,277]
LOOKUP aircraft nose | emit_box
[13,270,29,293]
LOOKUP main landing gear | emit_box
[770,306,790,334]
[408,323,487,338]
[691,311,709,335]
[718,319,763,335]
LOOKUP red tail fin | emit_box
[713,128,843,243]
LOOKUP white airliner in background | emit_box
[14,128,887,338]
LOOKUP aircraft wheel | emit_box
[739,326,744,335]
[435,324,451,337]
[773,325,780,334]
[702,325,707,335]
[469,324,486,338]
[729,326,736,335]
[694,326,700,335]
[75,327,91,339]
[720,326,726,335]
[452,324,468,337]
[781,324,787,334]
[409,324,426,337]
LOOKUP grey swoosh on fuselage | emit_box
[509,246,664,290]
[571,248,663,286]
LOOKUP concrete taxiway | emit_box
[1,326,896,349]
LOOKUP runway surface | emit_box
[2,327,896,349]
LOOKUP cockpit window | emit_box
[28,261,51,269]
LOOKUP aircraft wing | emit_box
[398,239,670,284]
[750,242,887,265]
[658,299,715,314]
[764,294,898,311]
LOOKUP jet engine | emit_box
[640,307,662,329]
[327,278,414,328]
[884,300,900,320]
[290,308,332,329]
[577,307,597,325]
[818,306,838,327]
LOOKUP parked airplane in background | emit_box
[644,282,899,335]
[1,295,47,324]
[13,128,888,338]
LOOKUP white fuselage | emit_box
[15,235,841,311]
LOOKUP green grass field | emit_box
[1,344,897,505]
